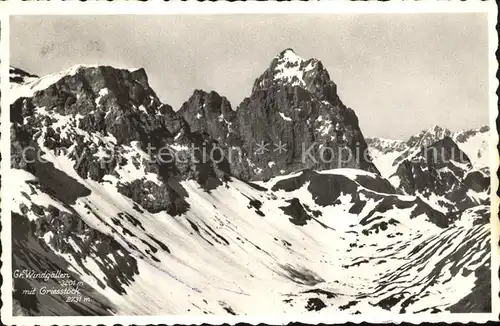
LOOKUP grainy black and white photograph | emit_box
[2,4,498,323]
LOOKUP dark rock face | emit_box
[422,137,467,164]
[463,170,490,192]
[272,169,395,204]
[305,297,327,311]
[116,178,189,216]
[454,125,490,143]
[178,49,378,181]
[279,198,314,226]
[15,66,181,145]
[271,169,454,228]
[178,90,234,142]
[11,65,231,215]
[10,66,39,84]
[392,137,488,211]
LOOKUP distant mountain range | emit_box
[366,125,490,214]
[366,125,490,177]
[8,49,491,316]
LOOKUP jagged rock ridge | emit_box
[11,65,230,216]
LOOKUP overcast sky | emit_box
[10,14,489,139]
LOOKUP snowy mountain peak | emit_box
[271,49,321,87]
[275,48,305,64]
[406,125,453,148]
[366,137,406,150]
[252,49,335,99]
[426,125,450,137]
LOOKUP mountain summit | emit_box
[252,49,339,104]
[180,49,377,180]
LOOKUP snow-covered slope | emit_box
[453,126,490,171]
[365,138,407,178]
[9,65,100,103]
[11,164,490,315]
[9,63,492,316]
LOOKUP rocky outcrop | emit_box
[178,49,378,180]
[11,51,379,197]
[10,65,231,215]
[9,66,39,84]
[178,89,234,143]
[392,136,489,211]
[454,125,489,143]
